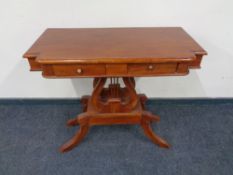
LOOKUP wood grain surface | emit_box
[23,27,207,64]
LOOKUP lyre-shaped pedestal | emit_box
[60,77,170,152]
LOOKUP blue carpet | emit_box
[0,99,233,175]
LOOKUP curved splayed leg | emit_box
[60,114,90,152]
[141,112,170,148]
[66,118,79,127]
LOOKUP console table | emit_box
[23,27,207,152]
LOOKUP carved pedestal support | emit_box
[60,77,170,152]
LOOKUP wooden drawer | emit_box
[42,63,181,77]
[127,63,177,76]
[52,64,106,77]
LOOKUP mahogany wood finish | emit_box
[23,27,207,152]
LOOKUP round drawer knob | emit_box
[148,65,154,70]
[77,68,83,74]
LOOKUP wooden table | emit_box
[23,27,207,152]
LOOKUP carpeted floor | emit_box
[0,99,233,175]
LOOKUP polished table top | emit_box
[24,27,206,64]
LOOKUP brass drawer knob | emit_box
[77,68,83,74]
[148,64,154,70]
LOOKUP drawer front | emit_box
[43,63,179,77]
[52,64,106,77]
[128,63,177,76]
[106,64,127,76]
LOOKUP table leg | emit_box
[61,77,170,152]
[60,113,90,152]
[141,111,170,148]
